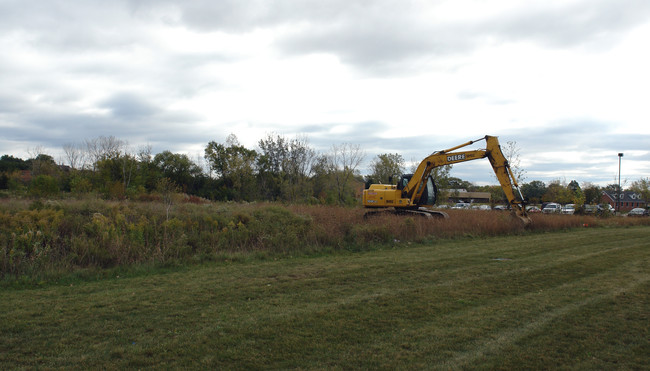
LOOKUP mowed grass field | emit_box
[1,226,648,369]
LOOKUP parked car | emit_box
[627,208,649,217]
[478,205,492,211]
[582,204,598,214]
[542,203,561,214]
[493,205,508,211]
[452,202,471,209]
[561,204,575,215]
[598,204,615,213]
[526,206,541,213]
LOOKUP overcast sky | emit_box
[1,0,649,186]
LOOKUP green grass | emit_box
[1,227,648,369]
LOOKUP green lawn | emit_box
[1,227,648,369]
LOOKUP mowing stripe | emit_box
[435,268,649,369]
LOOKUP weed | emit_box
[1,199,649,283]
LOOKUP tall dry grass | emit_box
[2,198,649,280]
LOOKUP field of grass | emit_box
[1,226,648,369]
[3,197,649,284]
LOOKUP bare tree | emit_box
[63,142,85,169]
[284,135,317,201]
[195,151,207,175]
[27,145,45,159]
[85,136,126,170]
[120,151,136,189]
[99,136,124,159]
[137,144,153,164]
[84,137,101,170]
[157,177,179,221]
[287,135,317,178]
[330,143,365,204]
[27,145,47,175]
[502,140,526,184]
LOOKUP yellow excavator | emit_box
[363,135,531,226]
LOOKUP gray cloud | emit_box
[295,121,429,154]
[0,90,202,156]
[275,0,650,71]
[0,0,139,52]
[122,0,649,73]
[129,0,359,32]
[101,92,158,120]
[4,0,648,69]
[0,94,28,114]
[0,0,647,185]
[489,0,650,49]
[500,121,650,154]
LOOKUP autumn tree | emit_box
[543,181,562,203]
[257,133,316,202]
[582,182,601,205]
[0,155,29,189]
[27,152,59,177]
[368,153,404,185]
[134,144,159,192]
[0,155,29,173]
[205,134,257,201]
[284,135,316,201]
[543,180,574,204]
[521,180,547,204]
[567,180,585,207]
[153,151,203,193]
[29,174,59,198]
[310,154,335,203]
[628,178,650,202]
[95,152,138,195]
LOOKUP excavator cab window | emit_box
[420,176,437,206]
[397,174,412,191]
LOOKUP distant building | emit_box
[600,191,646,212]
[443,189,491,204]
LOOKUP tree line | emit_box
[1,134,648,206]
[0,134,366,205]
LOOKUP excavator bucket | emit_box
[514,210,532,227]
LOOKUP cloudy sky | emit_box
[1,0,649,186]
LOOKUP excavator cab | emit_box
[398,174,437,207]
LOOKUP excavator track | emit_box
[364,208,449,219]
